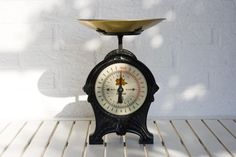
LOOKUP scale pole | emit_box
[118,35,123,50]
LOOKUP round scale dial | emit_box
[95,63,148,115]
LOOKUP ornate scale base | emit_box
[87,49,158,144]
[89,107,153,144]
[80,19,165,144]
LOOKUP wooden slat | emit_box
[1,119,236,157]
[86,121,105,157]
[156,120,189,157]
[43,121,74,157]
[145,121,167,157]
[220,120,236,138]
[172,120,209,157]
[0,121,26,155]
[63,121,90,157]
[204,120,236,156]
[125,133,146,157]
[22,121,58,157]
[0,121,9,134]
[1,121,42,157]
[188,120,232,157]
[106,133,125,157]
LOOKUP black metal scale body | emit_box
[83,34,159,144]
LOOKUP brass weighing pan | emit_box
[79,18,165,35]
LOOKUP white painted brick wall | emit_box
[0,0,236,119]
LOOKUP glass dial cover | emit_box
[95,63,148,116]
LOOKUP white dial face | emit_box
[95,63,148,116]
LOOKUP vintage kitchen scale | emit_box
[80,18,165,144]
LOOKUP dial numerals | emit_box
[95,63,147,115]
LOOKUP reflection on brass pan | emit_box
[79,19,165,35]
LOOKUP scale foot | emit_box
[139,133,154,144]
[89,134,104,144]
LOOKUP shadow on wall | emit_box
[31,0,100,118]
[0,0,99,118]
[0,0,211,119]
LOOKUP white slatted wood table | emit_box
[0,119,236,157]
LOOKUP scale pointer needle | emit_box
[117,71,124,103]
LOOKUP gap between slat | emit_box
[82,120,91,157]
[154,121,169,157]
[143,144,148,157]
[169,120,191,157]
[0,122,27,156]
[185,120,212,157]
[40,121,59,157]
[123,135,127,157]
[201,120,234,157]
[20,121,43,157]
[218,120,236,139]
[103,135,107,157]
[143,121,153,157]
[0,122,10,135]
[61,121,76,157]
